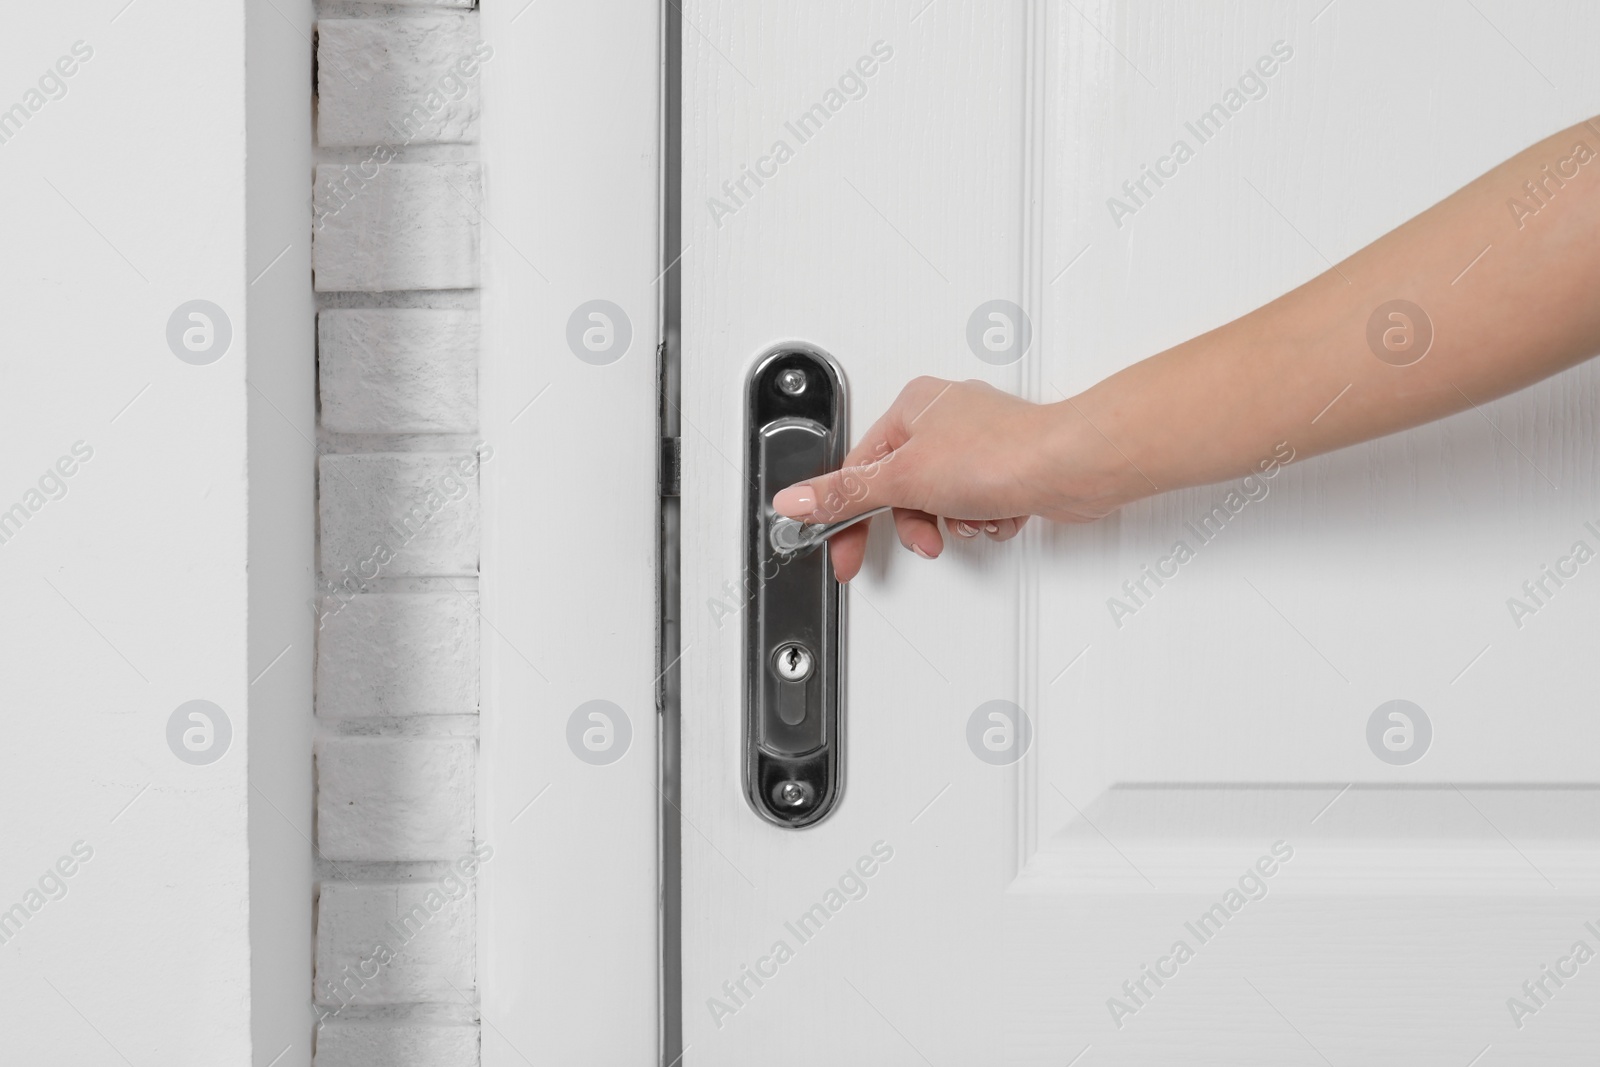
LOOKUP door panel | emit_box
[682,4,1029,1062]
[682,2,1600,1063]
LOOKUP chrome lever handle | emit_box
[768,506,893,555]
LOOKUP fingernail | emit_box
[983,522,1000,534]
[955,521,979,539]
[912,545,933,559]
[772,484,816,517]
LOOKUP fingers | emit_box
[772,410,908,523]
[946,517,981,540]
[829,507,940,584]
[893,507,942,559]
[771,465,884,523]
[828,523,870,583]
[772,443,909,524]
[986,516,1028,541]
[827,509,941,583]
[771,377,949,524]
[832,511,1029,583]
[944,516,1029,541]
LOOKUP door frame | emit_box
[477,2,669,1062]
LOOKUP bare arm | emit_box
[775,116,1600,581]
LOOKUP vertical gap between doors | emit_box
[1015,0,1049,882]
[657,0,684,1063]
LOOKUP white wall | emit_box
[0,2,312,1063]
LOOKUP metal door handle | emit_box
[743,345,849,827]
[770,506,892,555]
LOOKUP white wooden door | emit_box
[680,2,1600,1063]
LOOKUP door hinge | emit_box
[659,436,681,497]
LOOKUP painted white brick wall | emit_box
[320,309,479,433]
[313,162,483,292]
[319,452,482,577]
[317,592,479,717]
[313,7,483,1065]
[317,738,476,861]
[318,17,485,147]
[315,881,475,1003]
[314,1023,478,1067]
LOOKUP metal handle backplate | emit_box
[743,345,848,827]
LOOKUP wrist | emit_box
[1031,391,1157,522]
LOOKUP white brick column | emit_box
[310,10,486,1066]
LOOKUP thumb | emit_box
[772,459,901,524]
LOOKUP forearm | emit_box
[1058,116,1600,504]
[775,118,1600,569]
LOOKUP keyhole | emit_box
[773,642,813,682]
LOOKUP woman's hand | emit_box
[777,117,1600,584]
[770,377,1137,582]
